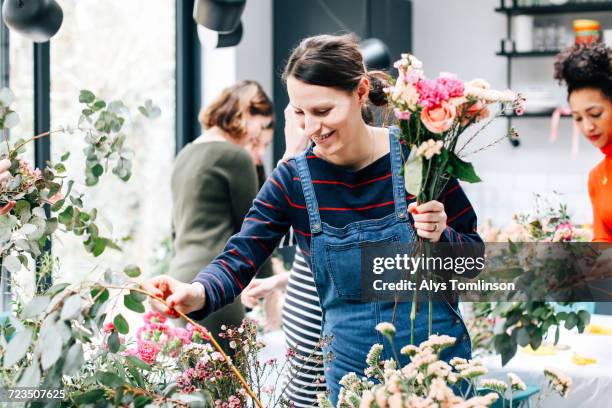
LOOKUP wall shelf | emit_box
[495,2,612,16]
[497,50,561,57]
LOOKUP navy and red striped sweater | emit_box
[191,143,481,318]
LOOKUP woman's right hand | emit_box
[282,104,310,160]
[141,276,206,317]
[241,273,287,309]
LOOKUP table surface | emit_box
[258,315,612,407]
[480,314,612,408]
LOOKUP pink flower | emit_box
[393,108,411,120]
[48,191,63,205]
[417,79,450,109]
[420,101,457,134]
[437,73,464,98]
[137,340,160,364]
[144,311,167,325]
[173,327,193,345]
[103,322,115,333]
[460,100,490,126]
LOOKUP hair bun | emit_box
[367,71,390,107]
[554,42,612,89]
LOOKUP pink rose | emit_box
[461,100,490,126]
[420,101,456,134]
[437,73,464,98]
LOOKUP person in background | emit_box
[143,34,481,404]
[168,80,274,351]
[554,42,612,279]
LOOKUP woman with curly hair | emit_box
[554,42,612,242]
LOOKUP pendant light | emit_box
[193,0,246,33]
[2,0,63,43]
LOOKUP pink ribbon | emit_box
[549,106,581,156]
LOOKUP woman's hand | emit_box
[0,159,11,187]
[141,276,206,318]
[241,273,288,309]
[282,104,310,160]
[408,200,447,242]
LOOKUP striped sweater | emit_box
[190,143,481,319]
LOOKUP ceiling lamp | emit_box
[360,38,392,70]
[193,0,246,33]
[2,0,63,43]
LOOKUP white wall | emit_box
[413,0,610,226]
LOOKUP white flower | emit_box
[508,372,526,391]
[366,344,384,367]
[480,378,508,392]
[426,360,452,379]
[401,344,420,357]
[339,372,360,389]
[419,334,456,351]
[449,357,468,368]
[544,367,572,398]
[376,322,396,338]
[229,341,237,349]
[415,139,444,160]
[427,378,456,402]
[458,365,487,379]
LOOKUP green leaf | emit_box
[91,287,109,303]
[54,163,66,173]
[92,237,107,257]
[16,363,41,388]
[113,314,129,334]
[23,296,50,319]
[124,293,145,313]
[58,206,74,225]
[516,327,530,347]
[577,309,591,326]
[93,100,106,110]
[3,328,32,367]
[447,152,482,183]
[79,90,96,104]
[126,356,151,371]
[128,364,145,388]
[73,389,106,405]
[60,151,70,161]
[130,290,147,302]
[529,330,543,350]
[96,371,124,388]
[108,331,120,353]
[403,148,423,196]
[564,313,578,330]
[123,264,141,278]
[91,163,104,177]
[134,395,153,408]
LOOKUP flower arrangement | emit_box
[385,54,525,204]
[317,323,571,408]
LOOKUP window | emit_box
[49,0,176,282]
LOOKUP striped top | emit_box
[190,141,481,319]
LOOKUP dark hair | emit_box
[199,80,274,139]
[282,34,390,120]
[554,42,612,101]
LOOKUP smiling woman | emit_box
[554,42,612,242]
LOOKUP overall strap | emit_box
[389,126,409,221]
[295,152,323,234]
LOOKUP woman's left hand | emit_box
[408,200,447,242]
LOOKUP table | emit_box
[480,314,612,407]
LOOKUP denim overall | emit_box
[295,128,472,404]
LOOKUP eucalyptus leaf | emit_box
[3,328,32,367]
[61,294,82,321]
[63,343,84,376]
[96,371,124,388]
[40,332,63,370]
[113,314,129,334]
[403,148,422,196]
[16,362,41,388]
[124,293,145,313]
[23,296,51,319]
[108,331,120,353]
[123,264,141,278]
[3,254,22,273]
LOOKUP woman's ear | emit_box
[356,76,370,105]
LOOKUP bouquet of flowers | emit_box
[385,54,525,203]
[317,323,571,408]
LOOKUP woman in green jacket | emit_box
[169,80,274,350]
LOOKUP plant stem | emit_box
[101,284,265,408]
